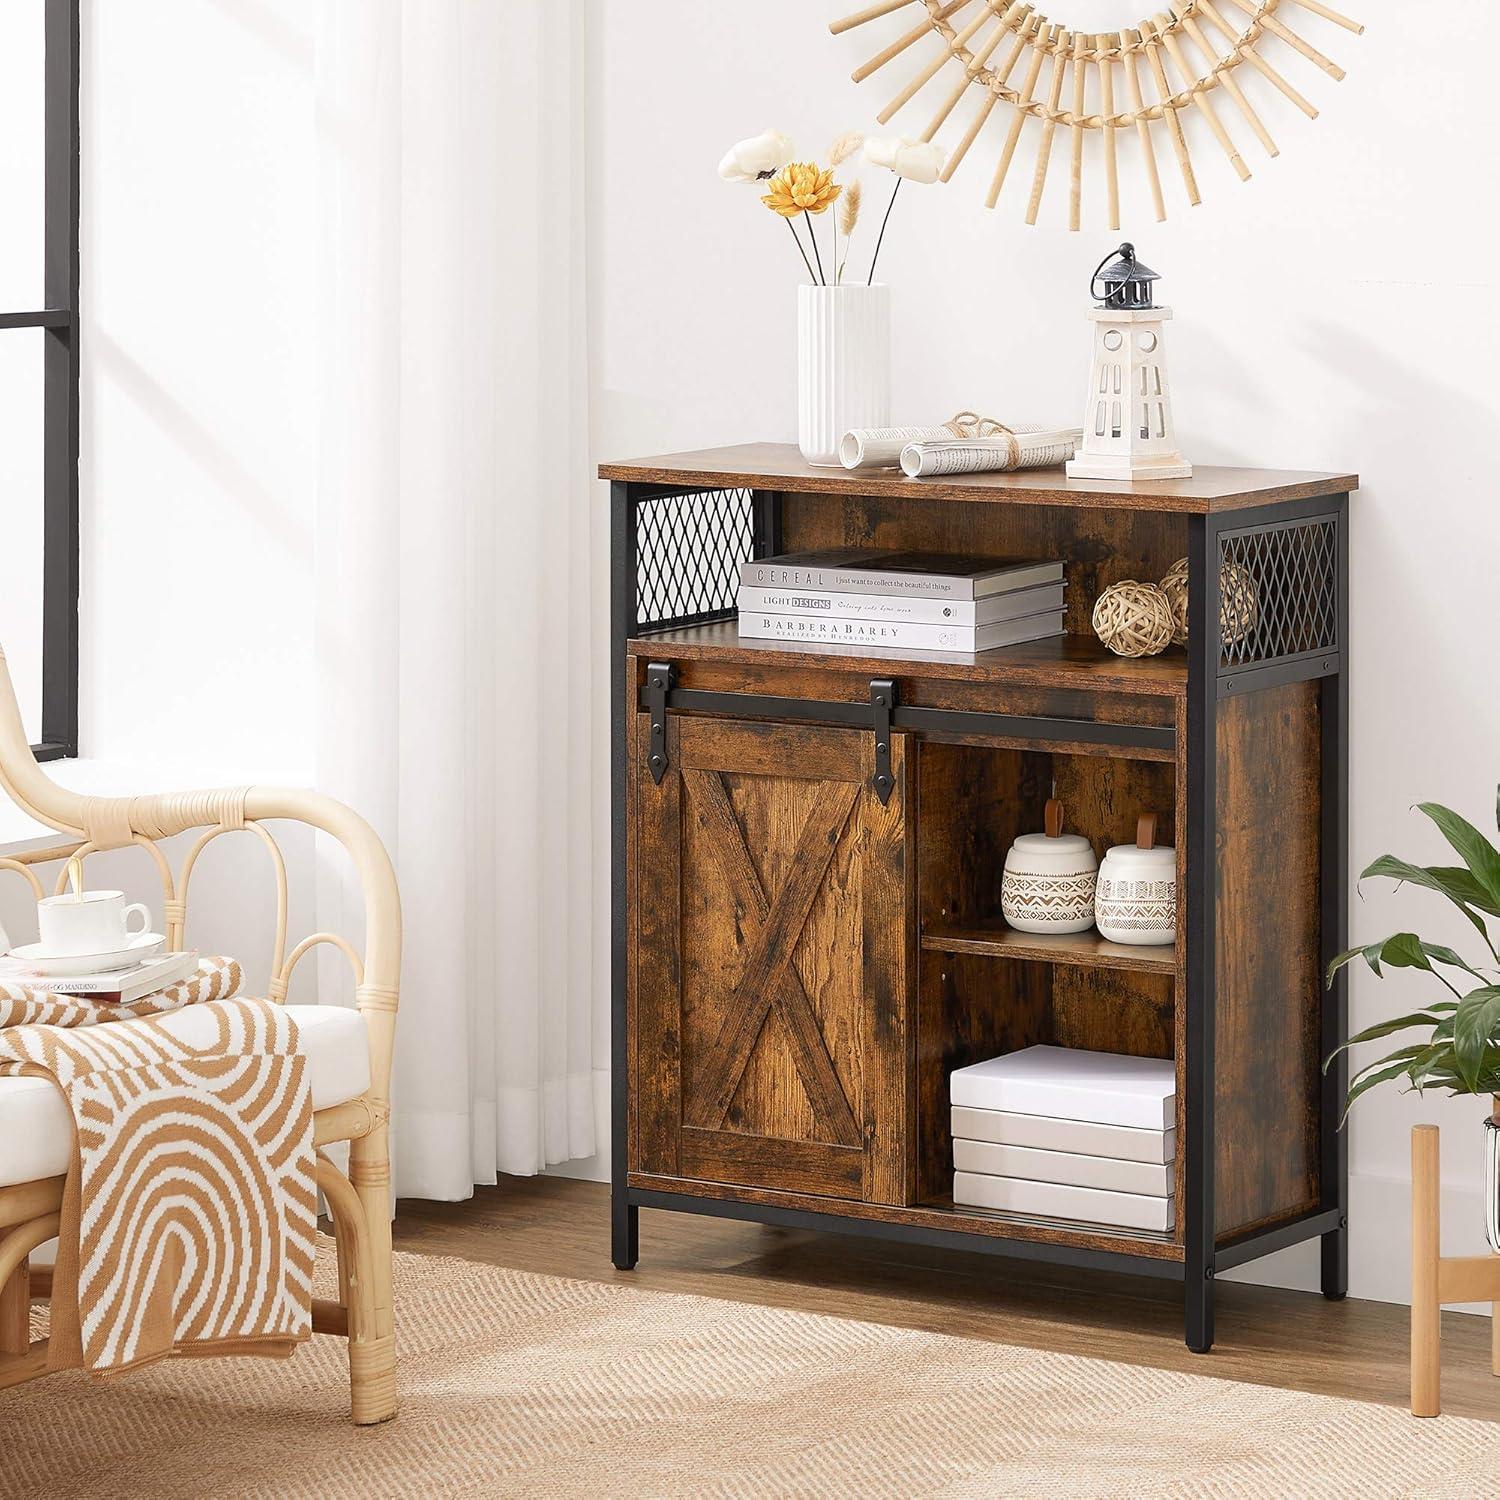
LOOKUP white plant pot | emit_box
[797,283,891,466]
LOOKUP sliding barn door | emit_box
[631,713,910,1205]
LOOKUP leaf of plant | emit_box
[1415,1049,1500,1094]
[1324,1009,1458,1074]
[1347,1041,1431,1086]
[1325,932,1485,988]
[1418,803,1500,912]
[1452,985,1500,1092]
[1414,941,1491,979]
[1361,856,1494,942]
[1425,867,1500,919]
[1342,1052,1432,1124]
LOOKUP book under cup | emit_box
[738,549,1064,601]
[0,949,198,1005]
[736,609,1065,655]
[735,580,1066,628]
[949,1105,1176,1164]
[951,1139,1173,1196]
[949,1045,1175,1131]
[952,1171,1176,1233]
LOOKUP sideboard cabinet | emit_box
[602,444,1355,1352]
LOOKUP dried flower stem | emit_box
[837,182,863,285]
[785,215,817,283]
[867,177,902,285]
[807,216,827,285]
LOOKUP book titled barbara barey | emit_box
[739,548,1063,601]
[737,610,1065,654]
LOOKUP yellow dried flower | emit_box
[761,162,842,218]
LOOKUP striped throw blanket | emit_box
[0,958,316,1375]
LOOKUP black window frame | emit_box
[2,0,80,761]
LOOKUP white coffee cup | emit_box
[36,890,152,957]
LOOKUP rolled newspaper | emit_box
[839,425,956,469]
[900,428,1083,478]
[841,416,1053,471]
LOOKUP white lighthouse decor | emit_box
[1066,244,1191,483]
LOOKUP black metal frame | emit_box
[3,1,80,761]
[636,678,1177,789]
[609,478,1351,1351]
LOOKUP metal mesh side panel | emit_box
[1218,517,1338,670]
[635,487,755,632]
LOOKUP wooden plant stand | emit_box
[1411,1119,1500,1417]
[603,444,1356,1352]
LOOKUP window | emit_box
[0,0,78,760]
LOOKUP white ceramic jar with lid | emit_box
[1095,812,1177,946]
[1001,799,1099,934]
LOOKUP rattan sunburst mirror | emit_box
[831,0,1362,227]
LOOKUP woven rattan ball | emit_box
[1161,558,1190,645]
[1161,557,1260,648]
[1092,581,1175,658]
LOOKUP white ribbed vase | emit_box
[797,284,891,466]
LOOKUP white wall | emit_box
[585,0,1500,1306]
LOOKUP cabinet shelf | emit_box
[921,921,1177,975]
[629,1173,1183,1263]
[917,1192,1178,1252]
[629,619,1186,697]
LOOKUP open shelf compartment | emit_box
[914,738,1183,1237]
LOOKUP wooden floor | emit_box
[394,1175,1500,1423]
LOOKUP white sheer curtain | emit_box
[314,0,599,1200]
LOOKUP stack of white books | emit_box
[737,549,1065,655]
[949,1045,1176,1233]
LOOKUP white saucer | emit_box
[7,933,167,977]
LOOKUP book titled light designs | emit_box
[737,549,1065,655]
[950,1045,1176,1233]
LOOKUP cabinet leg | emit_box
[1185,1267,1214,1353]
[612,1195,639,1271]
[1320,1220,1348,1301]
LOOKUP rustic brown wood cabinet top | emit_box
[605,443,1355,1353]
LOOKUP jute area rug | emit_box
[2,1240,1497,1499]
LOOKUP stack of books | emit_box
[737,549,1065,655]
[949,1045,1176,1233]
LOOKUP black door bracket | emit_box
[869,678,895,804]
[645,662,675,784]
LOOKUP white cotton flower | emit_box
[863,136,945,185]
[718,128,795,183]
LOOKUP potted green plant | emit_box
[1327,787,1500,1251]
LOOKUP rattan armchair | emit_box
[0,649,402,1424]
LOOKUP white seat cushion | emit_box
[0,1004,370,1189]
